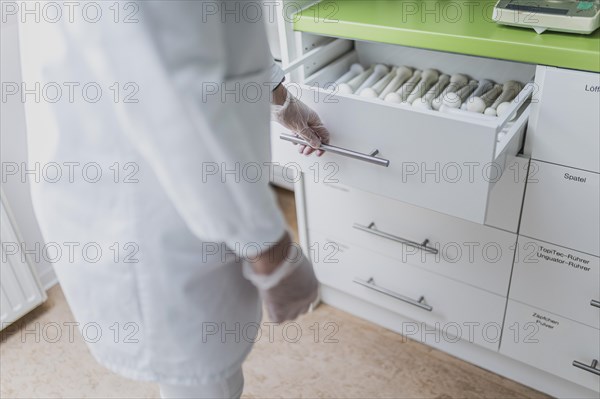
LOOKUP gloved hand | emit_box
[243,243,319,323]
[272,89,330,156]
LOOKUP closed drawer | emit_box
[520,161,600,256]
[526,66,600,174]
[501,301,600,392]
[304,181,516,296]
[511,238,599,329]
[272,48,532,224]
[309,230,507,350]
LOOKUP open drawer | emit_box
[272,41,535,223]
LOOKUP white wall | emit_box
[1,18,57,290]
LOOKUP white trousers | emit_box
[159,368,244,399]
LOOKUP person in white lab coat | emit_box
[18,1,329,398]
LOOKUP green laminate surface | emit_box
[294,0,600,72]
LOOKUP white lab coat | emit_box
[19,1,286,385]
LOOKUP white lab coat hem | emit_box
[90,302,262,386]
[92,344,252,386]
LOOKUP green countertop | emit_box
[294,0,600,72]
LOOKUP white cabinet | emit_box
[501,300,600,392]
[271,7,599,396]
[520,160,600,256]
[506,68,600,395]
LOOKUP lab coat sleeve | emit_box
[101,2,287,255]
[269,62,285,91]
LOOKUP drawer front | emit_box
[271,85,527,224]
[501,301,600,392]
[304,181,516,296]
[483,155,529,234]
[527,66,600,173]
[520,161,600,256]
[309,230,507,350]
[511,238,600,329]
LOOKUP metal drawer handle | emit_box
[353,222,438,255]
[591,299,600,308]
[572,359,600,376]
[279,134,390,167]
[354,277,433,312]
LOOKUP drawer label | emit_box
[536,244,592,272]
[504,311,559,344]
[584,84,600,93]
[532,312,560,330]
[564,172,587,183]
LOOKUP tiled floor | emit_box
[0,188,549,399]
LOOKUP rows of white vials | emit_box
[334,63,523,117]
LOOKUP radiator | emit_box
[1,199,46,330]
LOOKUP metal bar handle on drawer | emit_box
[572,359,600,376]
[591,299,600,308]
[279,134,390,167]
[353,277,433,312]
[353,222,438,254]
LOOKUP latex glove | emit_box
[243,245,318,323]
[272,90,330,156]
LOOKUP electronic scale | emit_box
[493,0,600,34]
